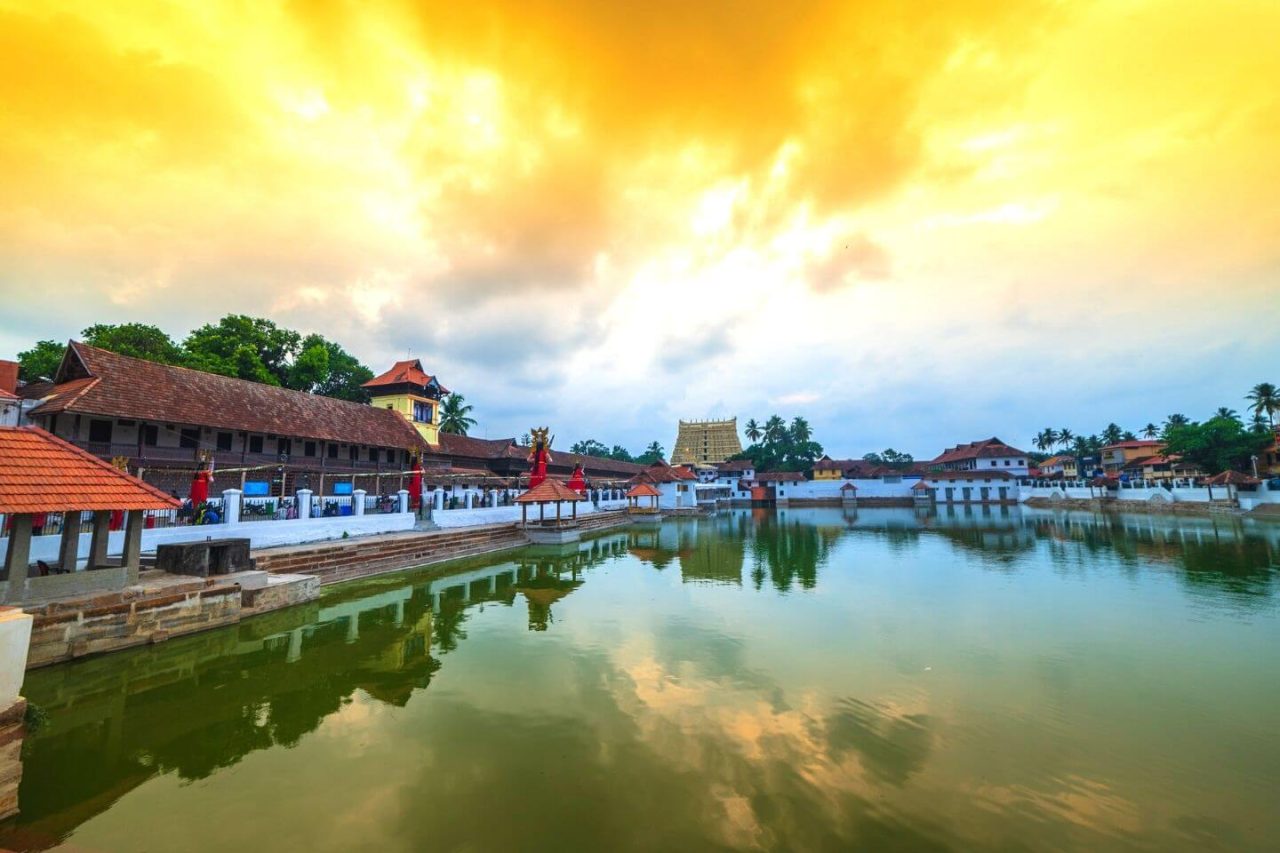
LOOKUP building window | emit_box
[349,446,359,461]
[369,447,379,462]
[413,401,433,423]
[327,443,338,459]
[143,425,159,446]
[277,438,292,457]
[179,428,200,449]
[216,432,233,452]
[88,419,113,443]
[1004,460,1011,466]
[304,441,317,457]
[248,435,264,454]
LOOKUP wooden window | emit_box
[88,419,113,443]
[179,428,200,449]
[248,435,264,453]
[216,432,233,452]
[142,425,159,446]
[304,441,317,457]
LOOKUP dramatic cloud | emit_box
[2,0,1278,455]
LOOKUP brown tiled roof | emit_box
[362,359,449,394]
[626,484,661,498]
[1206,470,1260,486]
[757,471,805,482]
[516,479,586,503]
[431,433,643,476]
[717,459,755,472]
[931,437,1027,465]
[0,426,180,513]
[630,460,695,484]
[16,380,55,400]
[28,342,427,451]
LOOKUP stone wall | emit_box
[0,697,23,821]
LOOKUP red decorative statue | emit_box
[527,427,553,489]
[567,464,587,496]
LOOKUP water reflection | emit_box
[2,511,1278,851]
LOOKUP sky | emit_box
[2,0,1278,459]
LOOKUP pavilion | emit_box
[625,483,662,515]
[515,480,585,544]
[0,426,179,604]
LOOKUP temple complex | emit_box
[670,418,742,465]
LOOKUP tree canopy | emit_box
[1161,416,1272,474]
[731,415,823,471]
[15,315,377,402]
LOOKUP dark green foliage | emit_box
[1160,416,1272,474]
[16,339,64,382]
[730,415,823,472]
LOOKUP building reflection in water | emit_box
[2,512,1278,850]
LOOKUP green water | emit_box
[3,507,1279,852]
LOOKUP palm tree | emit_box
[1214,407,1240,422]
[1246,382,1278,428]
[790,416,812,443]
[1057,428,1074,449]
[1072,436,1091,458]
[1165,413,1189,429]
[1035,428,1058,452]
[744,418,762,444]
[763,415,787,445]
[1141,423,1159,439]
[438,393,477,436]
[1101,423,1123,445]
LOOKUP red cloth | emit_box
[567,465,587,496]
[409,464,423,509]
[190,469,212,504]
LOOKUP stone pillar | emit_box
[353,489,367,516]
[394,599,405,626]
[286,628,304,663]
[0,606,31,821]
[488,574,497,594]
[297,488,313,520]
[88,510,111,570]
[397,489,409,513]
[432,590,441,611]
[2,515,32,604]
[488,490,498,508]
[221,489,242,525]
[434,489,444,511]
[58,510,83,574]
[122,509,144,582]
[465,491,473,509]
[345,614,359,643]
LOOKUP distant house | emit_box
[921,470,1018,504]
[1100,440,1164,474]
[1038,455,1079,478]
[714,459,755,483]
[629,460,698,508]
[930,437,1030,476]
[1126,454,1205,481]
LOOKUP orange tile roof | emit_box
[0,387,17,400]
[362,358,450,394]
[516,479,586,503]
[626,484,661,498]
[931,437,1028,465]
[0,426,180,514]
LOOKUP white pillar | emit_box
[221,489,242,525]
[397,489,410,513]
[346,614,359,643]
[488,490,498,507]
[434,489,444,511]
[353,489,367,516]
[286,627,304,663]
[465,491,473,509]
[297,488,313,520]
[0,607,32,713]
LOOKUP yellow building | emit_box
[671,418,743,465]
[362,359,449,445]
[1100,440,1164,473]
[1039,455,1079,478]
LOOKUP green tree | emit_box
[292,334,374,402]
[1162,413,1189,438]
[1245,382,1278,428]
[16,340,64,382]
[789,416,813,444]
[1101,423,1123,445]
[570,439,610,457]
[1072,435,1091,458]
[744,418,762,444]
[1214,407,1240,423]
[763,415,787,444]
[81,322,184,364]
[183,315,301,385]
[1057,428,1074,449]
[1161,416,1271,474]
[637,441,665,465]
[608,445,635,463]
[1141,423,1159,439]
[438,393,477,436]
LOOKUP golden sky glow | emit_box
[2,0,1278,451]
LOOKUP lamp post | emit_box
[1251,455,1259,479]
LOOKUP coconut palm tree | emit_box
[1101,423,1123,445]
[763,415,787,444]
[1035,428,1058,452]
[1214,407,1240,422]
[744,418,762,444]
[790,416,812,443]
[1057,428,1074,449]
[1246,382,1278,428]
[1141,423,1159,439]
[1165,413,1189,429]
[438,393,477,436]
[1072,436,1091,458]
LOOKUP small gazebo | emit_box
[911,480,934,506]
[626,483,661,516]
[840,481,858,507]
[515,479,586,544]
[1,426,179,604]
[1205,470,1260,503]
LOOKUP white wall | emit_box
[432,501,606,529]
[0,608,32,708]
[1,512,416,567]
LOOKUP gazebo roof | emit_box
[515,479,586,503]
[626,484,661,498]
[1205,470,1260,486]
[0,426,180,514]
[911,481,932,491]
